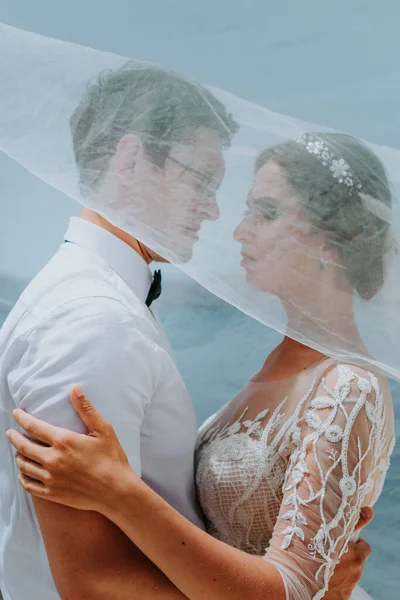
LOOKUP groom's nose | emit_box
[203,198,220,221]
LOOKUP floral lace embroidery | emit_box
[282,368,387,547]
[196,364,394,600]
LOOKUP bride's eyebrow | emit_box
[248,195,278,208]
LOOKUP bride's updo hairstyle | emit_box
[255,133,392,300]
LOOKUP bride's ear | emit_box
[321,242,339,266]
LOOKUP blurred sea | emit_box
[0,269,398,599]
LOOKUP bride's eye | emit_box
[242,207,264,222]
[261,207,279,220]
[244,196,281,221]
[256,196,280,221]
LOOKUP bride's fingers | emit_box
[6,429,47,464]
[354,506,374,531]
[15,452,49,485]
[70,385,108,435]
[356,538,371,558]
[12,408,57,445]
[17,473,49,500]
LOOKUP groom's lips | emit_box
[182,226,200,241]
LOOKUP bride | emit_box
[7,132,395,600]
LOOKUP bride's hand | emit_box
[6,386,135,513]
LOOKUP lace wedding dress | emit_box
[196,359,395,600]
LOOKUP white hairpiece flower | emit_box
[297,134,358,190]
[296,133,392,223]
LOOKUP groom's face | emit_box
[161,127,225,261]
[110,126,225,262]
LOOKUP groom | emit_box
[0,62,370,600]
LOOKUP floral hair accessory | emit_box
[296,133,362,192]
[296,133,392,224]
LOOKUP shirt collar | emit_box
[64,217,153,304]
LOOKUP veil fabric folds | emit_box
[1,22,400,380]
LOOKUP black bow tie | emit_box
[146,270,162,307]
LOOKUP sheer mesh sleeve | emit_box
[263,364,394,600]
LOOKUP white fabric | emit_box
[0,23,400,380]
[0,217,204,600]
[0,23,397,600]
[196,359,395,600]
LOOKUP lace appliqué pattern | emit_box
[196,380,318,555]
[280,366,391,598]
[195,364,394,600]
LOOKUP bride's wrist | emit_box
[101,465,142,519]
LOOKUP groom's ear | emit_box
[112,133,143,179]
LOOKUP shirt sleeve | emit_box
[7,297,161,476]
[263,364,392,600]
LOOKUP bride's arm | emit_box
[7,381,379,600]
[101,467,285,600]
[261,364,392,600]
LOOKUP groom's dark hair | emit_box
[70,61,238,195]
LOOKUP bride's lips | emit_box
[240,251,254,263]
[241,257,255,268]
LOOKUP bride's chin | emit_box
[243,270,265,291]
[243,268,280,296]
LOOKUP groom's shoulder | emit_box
[3,250,157,347]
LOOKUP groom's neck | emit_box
[79,207,154,264]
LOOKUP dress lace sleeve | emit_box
[263,364,394,600]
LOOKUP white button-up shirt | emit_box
[0,217,204,600]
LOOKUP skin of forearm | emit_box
[33,499,187,600]
[103,470,285,600]
[62,564,189,600]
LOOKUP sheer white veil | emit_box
[1,22,400,380]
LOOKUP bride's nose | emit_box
[234,218,250,243]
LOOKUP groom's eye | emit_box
[206,173,223,191]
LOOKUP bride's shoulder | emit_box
[309,360,394,427]
[318,361,390,391]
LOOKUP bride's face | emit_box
[234,160,324,300]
